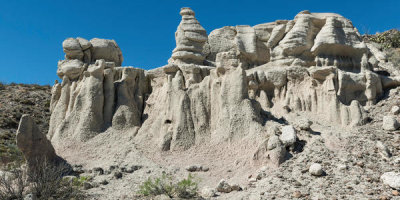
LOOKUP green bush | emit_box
[175,174,199,198]
[138,173,199,199]
[72,175,92,187]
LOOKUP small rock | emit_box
[392,106,400,115]
[114,171,123,179]
[216,179,232,193]
[93,167,104,175]
[99,179,109,185]
[392,190,399,196]
[295,119,313,130]
[216,179,241,193]
[382,115,399,131]
[83,182,93,190]
[73,165,84,174]
[185,165,208,172]
[231,184,242,191]
[125,165,142,173]
[185,165,200,172]
[201,187,216,198]
[293,191,302,198]
[248,178,257,183]
[309,163,323,176]
[376,141,391,158]
[337,164,347,171]
[280,125,297,147]
[202,166,209,172]
[381,172,400,190]
[256,172,266,180]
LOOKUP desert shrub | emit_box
[0,160,84,200]
[71,175,92,187]
[174,174,199,198]
[138,173,174,197]
[0,143,24,168]
[138,173,199,199]
[29,160,83,200]
[365,29,400,49]
[0,82,5,90]
[0,167,29,200]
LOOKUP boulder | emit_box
[381,172,400,190]
[63,38,83,60]
[57,59,85,79]
[200,187,216,198]
[279,125,297,147]
[382,115,399,131]
[16,115,67,172]
[216,179,241,193]
[90,38,123,66]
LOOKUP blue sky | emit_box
[0,0,399,85]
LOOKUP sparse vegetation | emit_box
[0,83,51,169]
[0,167,29,200]
[72,175,93,187]
[0,160,84,200]
[364,29,400,67]
[138,173,199,199]
[364,29,400,49]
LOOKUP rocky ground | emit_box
[0,83,51,167]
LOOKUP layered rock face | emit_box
[49,8,400,162]
[170,8,208,65]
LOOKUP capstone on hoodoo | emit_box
[48,8,400,165]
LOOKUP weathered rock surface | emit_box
[170,7,207,65]
[16,115,66,171]
[37,7,400,200]
[309,163,323,176]
[381,172,400,190]
[47,10,400,195]
[382,115,399,131]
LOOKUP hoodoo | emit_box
[46,8,400,176]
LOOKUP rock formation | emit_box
[48,8,400,167]
[170,7,208,65]
[16,115,66,171]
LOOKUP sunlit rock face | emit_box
[48,8,399,160]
